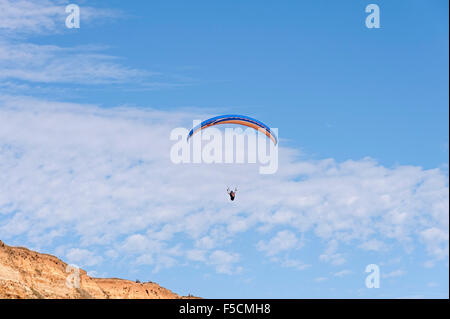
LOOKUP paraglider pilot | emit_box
[227,187,237,201]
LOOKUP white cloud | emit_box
[0,95,448,274]
[379,257,401,266]
[186,249,207,262]
[118,233,182,272]
[0,0,120,35]
[0,0,66,35]
[208,250,241,275]
[0,42,148,85]
[319,240,346,266]
[333,269,352,277]
[359,239,387,252]
[0,1,186,88]
[257,230,301,256]
[66,248,102,267]
[420,227,449,261]
[280,259,310,271]
[382,269,406,279]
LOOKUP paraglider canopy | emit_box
[187,114,277,145]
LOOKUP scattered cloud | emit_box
[379,257,401,266]
[359,239,388,252]
[257,230,302,256]
[186,249,207,262]
[0,0,120,36]
[333,269,352,277]
[0,95,448,274]
[0,41,152,85]
[0,1,190,90]
[280,258,310,271]
[420,227,449,261]
[208,250,241,275]
[319,240,346,266]
[382,269,406,279]
[66,248,103,267]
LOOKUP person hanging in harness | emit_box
[227,187,237,201]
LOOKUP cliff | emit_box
[0,240,195,299]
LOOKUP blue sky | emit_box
[0,0,448,298]
[48,0,449,168]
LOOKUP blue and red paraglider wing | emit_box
[187,114,277,145]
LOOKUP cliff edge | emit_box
[0,240,196,299]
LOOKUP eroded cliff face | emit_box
[0,240,193,299]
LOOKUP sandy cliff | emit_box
[0,240,195,299]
